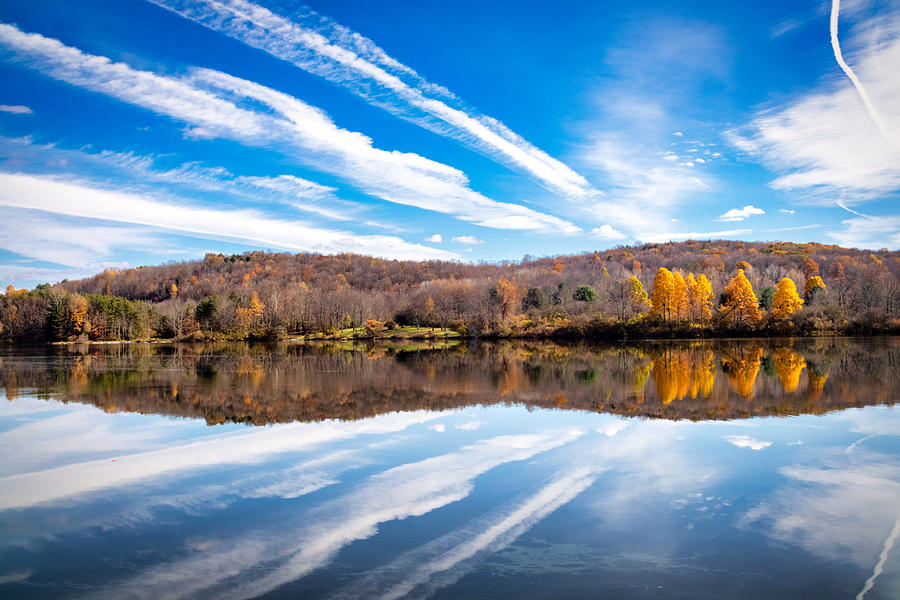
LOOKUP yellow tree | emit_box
[169,283,178,298]
[720,269,761,326]
[649,268,676,321]
[772,277,803,319]
[627,276,650,309]
[804,275,826,301]
[688,273,714,321]
[672,272,689,319]
[248,291,265,318]
[68,294,88,335]
[773,347,806,393]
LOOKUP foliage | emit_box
[805,275,826,301]
[3,240,900,342]
[720,269,761,326]
[573,285,598,302]
[649,268,677,321]
[772,277,803,319]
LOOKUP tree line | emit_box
[1,240,898,342]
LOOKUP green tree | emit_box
[573,285,598,302]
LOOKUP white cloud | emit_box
[830,0,895,146]
[662,152,679,161]
[101,430,584,600]
[769,224,821,232]
[0,104,32,114]
[598,420,630,437]
[331,466,596,600]
[673,131,684,137]
[146,0,598,199]
[730,14,900,200]
[0,24,579,234]
[0,136,366,224]
[0,173,459,262]
[428,424,446,432]
[725,435,772,451]
[455,421,486,431]
[718,205,765,221]
[0,411,443,510]
[826,215,900,249]
[591,224,628,240]
[581,139,715,237]
[779,208,796,214]
[452,235,482,245]
[424,234,442,243]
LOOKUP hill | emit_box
[2,240,898,342]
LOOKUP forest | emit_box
[1,239,898,343]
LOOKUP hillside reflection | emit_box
[1,338,897,424]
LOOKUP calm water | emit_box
[0,338,898,599]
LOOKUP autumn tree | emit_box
[494,279,521,322]
[771,277,803,319]
[719,269,761,326]
[672,272,689,319]
[687,273,714,321]
[804,275,826,303]
[801,257,819,277]
[649,268,677,321]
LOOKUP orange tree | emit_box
[719,269,761,327]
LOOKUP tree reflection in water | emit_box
[1,337,897,424]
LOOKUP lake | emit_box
[0,338,898,599]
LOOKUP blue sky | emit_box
[0,0,898,287]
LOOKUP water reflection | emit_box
[0,339,898,599]
[1,337,897,424]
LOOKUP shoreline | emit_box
[27,329,899,347]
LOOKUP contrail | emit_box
[856,515,900,600]
[830,0,896,147]
[836,200,869,217]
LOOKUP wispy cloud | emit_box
[826,215,900,249]
[146,0,598,198]
[581,139,715,238]
[0,23,579,234]
[830,0,897,147]
[424,234,442,243]
[729,13,900,201]
[718,205,765,222]
[0,410,443,511]
[331,467,597,600]
[96,430,584,600]
[0,173,460,263]
[0,104,32,114]
[769,224,821,232]
[0,135,364,223]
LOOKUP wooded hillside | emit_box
[2,240,898,342]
